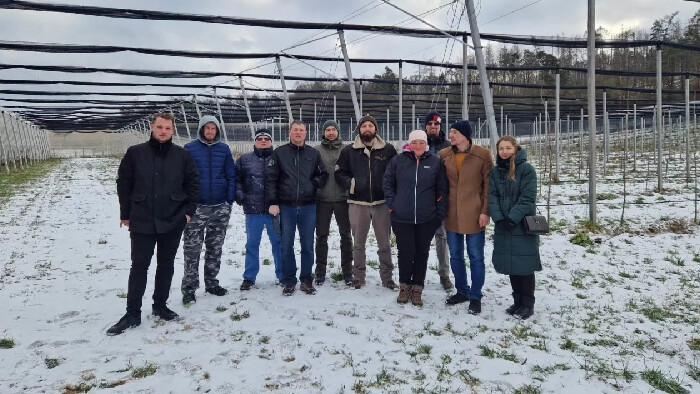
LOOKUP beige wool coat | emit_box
[439,144,494,235]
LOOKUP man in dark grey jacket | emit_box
[315,120,353,286]
[108,113,199,336]
[425,110,453,291]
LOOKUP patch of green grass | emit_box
[215,306,227,312]
[560,337,578,351]
[0,338,15,349]
[687,338,700,351]
[640,306,675,322]
[0,159,63,201]
[259,336,270,344]
[330,271,345,282]
[262,258,271,266]
[131,363,157,379]
[570,232,594,247]
[688,365,700,383]
[366,260,379,269]
[45,358,60,369]
[640,369,689,394]
[597,192,617,200]
[230,310,251,321]
[514,384,541,394]
[479,345,519,363]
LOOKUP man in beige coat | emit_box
[439,120,494,314]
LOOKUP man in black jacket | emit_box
[266,121,328,296]
[107,113,199,336]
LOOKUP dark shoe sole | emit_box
[206,288,229,296]
[106,322,139,336]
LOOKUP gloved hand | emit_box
[497,219,517,230]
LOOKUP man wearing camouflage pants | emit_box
[181,115,236,305]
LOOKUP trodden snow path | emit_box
[0,158,698,393]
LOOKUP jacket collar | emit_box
[352,134,386,150]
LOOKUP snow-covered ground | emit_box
[1,157,699,393]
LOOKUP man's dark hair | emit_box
[289,120,306,130]
[151,112,175,126]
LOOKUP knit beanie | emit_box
[322,119,341,132]
[254,129,272,140]
[424,110,442,127]
[355,115,378,134]
[450,120,473,141]
[408,130,427,144]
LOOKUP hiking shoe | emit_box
[106,313,140,336]
[467,299,482,315]
[514,306,534,320]
[445,292,469,306]
[343,273,354,286]
[351,279,364,289]
[282,285,295,296]
[205,285,229,296]
[505,304,520,315]
[397,283,411,304]
[314,276,326,286]
[240,280,254,291]
[300,280,317,295]
[182,293,196,305]
[382,280,399,291]
[410,285,424,306]
[152,305,179,321]
[439,276,454,291]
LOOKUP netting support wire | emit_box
[193,95,202,119]
[656,45,663,191]
[337,30,361,122]
[359,81,363,115]
[0,112,10,172]
[412,102,416,130]
[213,87,228,142]
[445,97,449,135]
[555,70,561,180]
[466,0,498,154]
[685,75,690,182]
[398,61,403,139]
[333,94,337,122]
[180,103,191,140]
[633,103,637,172]
[276,55,294,123]
[500,106,504,136]
[462,35,469,120]
[239,76,255,140]
[314,102,317,141]
[386,108,390,138]
[587,0,597,223]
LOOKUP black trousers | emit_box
[392,218,440,286]
[509,274,536,308]
[315,201,353,277]
[126,225,185,315]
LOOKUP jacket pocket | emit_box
[170,193,187,201]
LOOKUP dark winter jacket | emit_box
[235,146,273,214]
[335,135,397,206]
[184,115,236,205]
[265,142,328,206]
[427,131,450,154]
[316,137,348,202]
[117,136,199,234]
[383,150,447,224]
[488,148,542,275]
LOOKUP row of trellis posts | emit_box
[0,110,52,173]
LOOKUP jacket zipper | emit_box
[368,150,373,203]
[414,156,419,224]
[208,145,212,203]
[295,146,300,203]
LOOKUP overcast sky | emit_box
[0,0,697,100]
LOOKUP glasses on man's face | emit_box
[427,121,440,126]
[255,137,271,142]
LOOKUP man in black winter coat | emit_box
[107,113,199,336]
[266,120,328,296]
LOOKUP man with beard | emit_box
[336,115,398,290]
[424,110,454,291]
[108,113,199,335]
[235,130,283,290]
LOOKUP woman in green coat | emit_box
[488,136,541,320]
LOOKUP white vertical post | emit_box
[193,95,202,118]
[445,97,449,131]
[462,34,469,120]
[386,108,390,140]
[398,61,403,141]
[359,81,364,115]
[314,101,318,141]
[555,71,561,180]
[180,103,191,140]
[685,76,690,181]
[412,102,416,130]
[587,0,598,222]
[633,103,637,171]
[656,45,663,191]
[239,76,255,140]
[0,115,12,172]
[213,87,228,142]
[333,94,337,122]
[276,56,294,123]
[337,30,361,121]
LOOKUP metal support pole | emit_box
[685,76,690,181]
[276,56,294,123]
[213,87,228,142]
[337,30,361,121]
[193,95,202,119]
[6,113,24,169]
[656,45,663,190]
[359,81,363,115]
[334,94,337,122]
[445,97,449,131]
[0,114,11,172]
[587,0,597,222]
[603,90,608,160]
[180,103,191,140]
[386,108,390,140]
[239,76,255,139]
[466,0,498,153]
[462,34,469,120]
[555,71,561,180]
[412,102,416,130]
[314,101,318,141]
[13,115,31,165]
[633,103,637,171]
[398,61,403,140]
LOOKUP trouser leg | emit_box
[203,204,232,288]
[371,203,394,283]
[126,232,157,315]
[153,225,185,308]
[348,204,371,284]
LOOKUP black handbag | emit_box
[523,215,549,235]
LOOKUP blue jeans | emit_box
[243,214,283,283]
[280,204,316,286]
[446,230,485,300]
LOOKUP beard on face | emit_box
[360,132,376,143]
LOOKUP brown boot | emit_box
[397,283,411,304]
[440,276,454,291]
[410,285,424,306]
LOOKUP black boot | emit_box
[506,292,522,315]
[515,295,535,320]
[152,305,179,321]
[106,313,141,336]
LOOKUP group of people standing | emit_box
[107,110,542,336]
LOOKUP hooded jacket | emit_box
[184,115,236,205]
[383,150,447,224]
[335,134,397,205]
[265,142,328,206]
[316,137,349,202]
[488,148,541,275]
[235,146,273,214]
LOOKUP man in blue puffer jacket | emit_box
[181,115,236,305]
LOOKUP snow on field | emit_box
[0,157,699,393]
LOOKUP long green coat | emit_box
[488,148,542,275]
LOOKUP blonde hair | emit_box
[496,135,518,181]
